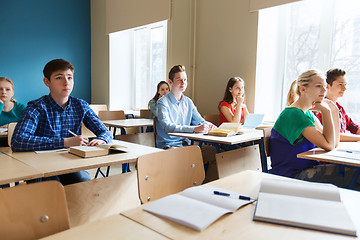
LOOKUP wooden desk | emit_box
[122,171,360,240]
[168,130,267,172]
[103,119,153,136]
[297,142,360,167]
[40,214,169,240]
[298,142,360,189]
[0,131,7,138]
[1,140,162,178]
[168,130,263,146]
[0,151,43,185]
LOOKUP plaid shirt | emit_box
[11,95,112,151]
[315,101,359,134]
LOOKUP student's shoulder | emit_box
[14,101,27,109]
[27,95,48,108]
[219,101,231,108]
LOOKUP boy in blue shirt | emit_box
[156,65,216,149]
[12,59,112,185]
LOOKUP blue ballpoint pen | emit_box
[213,190,253,201]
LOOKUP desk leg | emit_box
[94,168,106,178]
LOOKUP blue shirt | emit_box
[156,91,206,148]
[0,101,26,126]
[11,95,112,151]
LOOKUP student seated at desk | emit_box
[218,77,249,125]
[11,59,113,185]
[270,70,355,188]
[0,77,26,188]
[156,65,216,149]
[148,81,170,119]
[315,68,360,142]
[147,81,170,132]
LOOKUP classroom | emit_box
[1,0,360,239]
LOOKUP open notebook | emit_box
[243,113,265,129]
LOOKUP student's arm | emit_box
[82,107,113,145]
[242,103,249,124]
[340,133,360,142]
[302,101,338,151]
[11,106,65,151]
[190,105,216,133]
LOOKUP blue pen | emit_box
[213,191,253,201]
[346,150,353,153]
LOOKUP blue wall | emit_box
[0,0,91,104]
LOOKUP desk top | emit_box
[122,170,360,240]
[40,214,169,240]
[0,151,43,185]
[0,131,7,138]
[168,130,264,145]
[103,119,153,128]
[2,140,162,178]
[297,142,360,167]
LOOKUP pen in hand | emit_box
[68,130,77,137]
[213,190,254,201]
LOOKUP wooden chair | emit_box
[7,122,17,147]
[204,114,220,127]
[137,145,205,203]
[261,127,272,172]
[118,132,155,147]
[81,104,108,138]
[89,104,108,116]
[140,109,151,119]
[0,181,70,240]
[64,172,140,227]
[98,110,125,121]
[215,144,262,178]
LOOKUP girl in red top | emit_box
[218,77,249,125]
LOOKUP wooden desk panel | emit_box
[297,142,360,167]
[103,119,153,128]
[2,140,162,177]
[168,130,264,145]
[0,151,43,185]
[122,171,360,240]
[40,214,169,240]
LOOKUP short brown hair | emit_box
[168,65,186,81]
[43,59,74,80]
[326,68,346,86]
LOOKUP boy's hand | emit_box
[64,135,89,148]
[88,139,106,146]
[194,124,212,133]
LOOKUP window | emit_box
[109,21,167,110]
[255,0,360,123]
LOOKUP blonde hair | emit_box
[286,70,324,106]
[0,77,15,102]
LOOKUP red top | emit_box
[315,101,359,134]
[218,101,244,125]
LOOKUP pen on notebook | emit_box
[68,130,77,137]
[213,191,253,201]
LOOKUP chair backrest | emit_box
[118,132,155,147]
[98,110,125,121]
[64,172,140,227]
[7,122,17,147]
[89,104,108,116]
[215,144,262,178]
[0,181,70,240]
[263,127,272,157]
[137,145,205,203]
[204,114,220,127]
[140,109,151,119]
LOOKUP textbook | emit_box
[69,144,128,158]
[208,123,242,137]
[143,185,254,231]
[253,178,357,237]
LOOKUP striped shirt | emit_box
[11,95,112,151]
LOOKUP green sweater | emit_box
[0,101,27,126]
